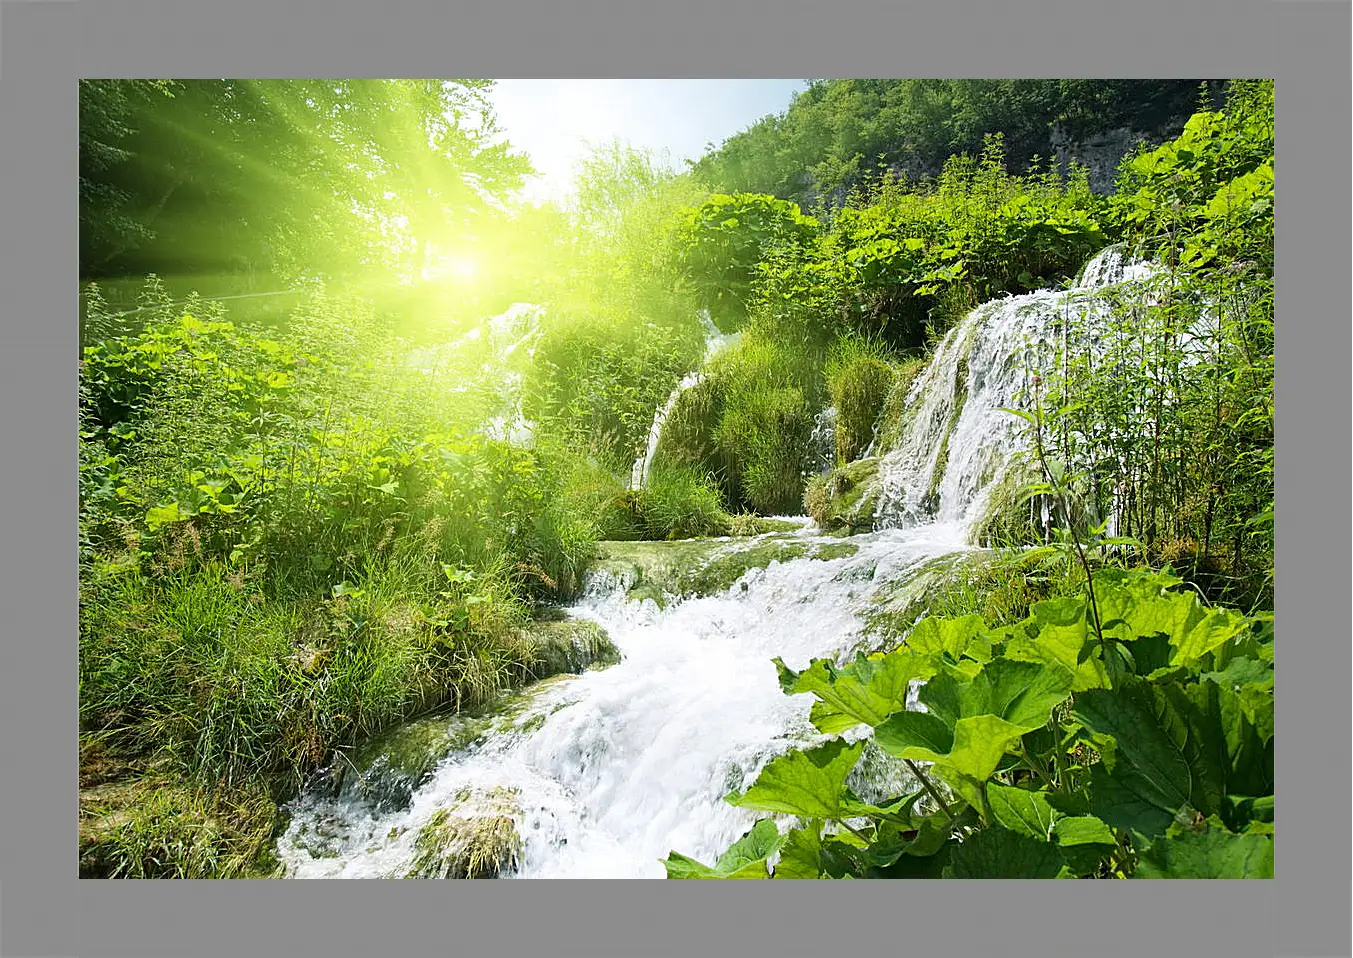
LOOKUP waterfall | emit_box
[872,245,1160,531]
[276,247,1160,880]
[808,406,839,475]
[629,372,705,490]
[628,309,740,491]
[407,302,543,447]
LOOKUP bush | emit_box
[650,329,824,515]
[636,468,731,540]
[673,193,820,332]
[825,335,896,464]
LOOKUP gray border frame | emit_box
[1,0,1345,956]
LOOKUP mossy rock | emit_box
[677,538,811,594]
[873,356,929,457]
[727,513,806,536]
[968,461,1043,547]
[804,457,882,533]
[591,534,858,604]
[590,538,746,607]
[407,786,523,879]
[332,713,494,814]
[521,618,619,677]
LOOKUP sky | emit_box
[486,79,807,205]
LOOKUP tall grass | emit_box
[824,334,896,463]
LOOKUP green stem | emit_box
[903,759,956,827]
[1020,744,1056,791]
[1048,715,1071,791]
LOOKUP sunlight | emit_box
[421,252,480,283]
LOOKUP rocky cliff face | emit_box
[1047,120,1186,194]
[807,117,1189,209]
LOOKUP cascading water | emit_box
[407,302,544,447]
[277,523,970,879]
[873,245,1160,531]
[808,406,839,476]
[276,246,1157,879]
[629,309,740,490]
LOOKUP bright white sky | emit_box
[486,79,808,205]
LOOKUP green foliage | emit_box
[80,79,531,286]
[77,288,615,879]
[824,335,897,463]
[1013,81,1275,606]
[523,307,704,470]
[673,193,819,331]
[635,468,732,540]
[650,328,823,515]
[663,819,783,879]
[79,777,279,879]
[691,79,1214,205]
[685,137,1107,352]
[666,568,1273,879]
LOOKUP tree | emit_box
[78,79,533,289]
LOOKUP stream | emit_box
[276,245,1155,879]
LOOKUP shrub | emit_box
[636,468,731,540]
[825,335,896,464]
[716,386,815,515]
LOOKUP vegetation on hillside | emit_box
[78,78,1273,879]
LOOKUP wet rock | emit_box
[804,457,882,533]
[591,535,859,603]
[521,618,619,678]
[332,714,491,814]
[406,786,523,879]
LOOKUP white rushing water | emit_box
[277,247,1156,879]
[277,523,971,879]
[873,245,1160,529]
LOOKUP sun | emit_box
[421,253,480,283]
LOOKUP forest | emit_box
[78,78,1273,880]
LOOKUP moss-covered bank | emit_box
[591,534,860,607]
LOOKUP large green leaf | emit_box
[1215,684,1274,797]
[1092,573,1250,665]
[1073,682,1195,836]
[1202,656,1273,692]
[771,821,823,879]
[905,614,993,663]
[775,649,935,731]
[1052,814,1118,875]
[727,739,864,819]
[1007,596,1089,672]
[662,819,783,879]
[917,658,1072,733]
[987,784,1060,840]
[942,825,1065,878]
[871,842,952,878]
[873,710,953,757]
[1149,681,1227,818]
[899,714,1028,783]
[1170,608,1250,665]
[1133,820,1274,878]
[982,659,1076,730]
